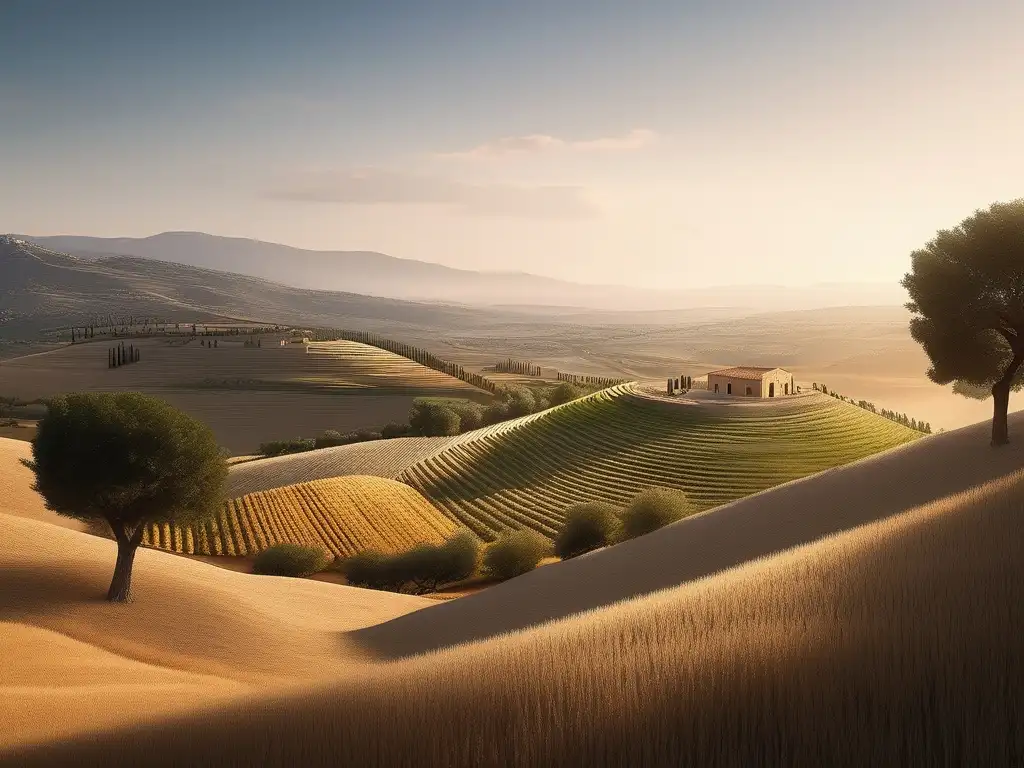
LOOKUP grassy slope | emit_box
[0,339,476,454]
[143,475,456,558]
[398,385,923,539]
[7,414,1022,766]
[226,435,456,497]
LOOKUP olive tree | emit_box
[22,392,227,601]
[902,200,1024,445]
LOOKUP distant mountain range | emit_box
[22,231,909,311]
[0,236,524,339]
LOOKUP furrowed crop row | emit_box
[398,385,921,541]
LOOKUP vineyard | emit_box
[397,385,924,540]
[226,435,457,497]
[142,475,456,558]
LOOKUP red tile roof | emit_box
[706,366,782,380]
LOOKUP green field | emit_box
[398,386,923,539]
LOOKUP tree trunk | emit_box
[991,352,1024,447]
[107,526,143,602]
[991,382,1011,446]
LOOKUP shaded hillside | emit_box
[0,238,528,339]
[5,416,1021,766]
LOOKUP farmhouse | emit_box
[706,366,794,398]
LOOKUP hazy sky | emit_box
[2,0,1022,288]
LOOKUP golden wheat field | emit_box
[142,475,456,558]
[3,415,1022,766]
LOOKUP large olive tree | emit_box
[902,200,1024,446]
[22,392,227,601]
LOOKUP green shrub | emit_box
[503,387,537,417]
[341,549,405,591]
[619,487,696,541]
[409,402,462,436]
[483,530,550,580]
[554,502,621,559]
[253,543,330,577]
[483,401,510,425]
[448,401,485,432]
[340,530,480,594]
[314,429,343,449]
[258,438,316,457]
[381,422,412,439]
[547,382,581,407]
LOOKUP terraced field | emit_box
[143,475,456,558]
[226,436,457,498]
[397,385,924,540]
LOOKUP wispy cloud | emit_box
[266,167,598,219]
[442,128,657,159]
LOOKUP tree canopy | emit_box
[902,200,1024,445]
[24,392,227,600]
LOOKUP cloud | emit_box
[444,128,657,159]
[266,167,598,219]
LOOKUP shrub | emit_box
[483,530,551,580]
[547,382,581,407]
[448,401,485,432]
[314,429,343,449]
[253,543,330,577]
[341,549,405,591]
[409,402,462,436]
[554,502,621,559]
[619,487,696,541]
[381,422,412,439]
[483,401,510,425]
[258,438,316,457]
[340,531,480,594]
[503,387,537,417]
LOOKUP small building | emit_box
[706,366,795,398]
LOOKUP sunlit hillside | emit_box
[143,475,456,558]
[5,415,1021,766]
[398,385,922,539]
[226,435,456,497]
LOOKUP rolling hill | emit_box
[395,386,923,539]
[226,435,456,498]
[0,336,487,454]
[143,475,456,558]
[2,411,1021,766]
[25,231,908,311]
[0,237,527,340]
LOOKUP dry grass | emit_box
[8,434,1023,766]
[3,416,1023,765]
[143,475,457,558]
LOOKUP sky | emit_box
[2,0,1023,289]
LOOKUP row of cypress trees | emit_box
[556,371,628,388]
[666,375,693,394]
[310,329,498,394]
[108,342,140,368]
[494,358,542,376]
[812,383,932,434]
